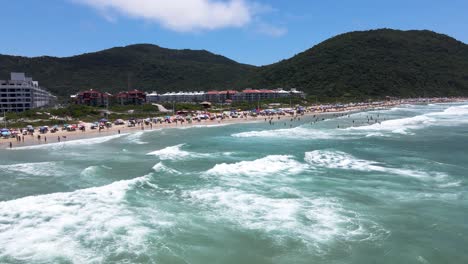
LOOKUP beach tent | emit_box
[1,128,11,137]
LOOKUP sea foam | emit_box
[0,175,154,263]
[206,155,306,177]
[0,162,65,177]
[347,103,468,135]
[147,144,232,161]
[12,134,127,150]
[232,126,338,140]
[125,131,149,145]
[183,187,386,250]
[304,150,447,180]
[147,144,200,160]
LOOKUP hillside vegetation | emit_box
[251,29,468,98]
[1,29,467,98]
[0,44,254,96]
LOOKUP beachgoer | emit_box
[9,142,12,148]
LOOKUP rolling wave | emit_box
[0,162,65,177]
[206,155,306,177]
[147,144,233,161]
[232,126,338,140]
[347,104,468,135]
[232,103,468,139]
[125,132,149,145]
[12,134,127,150]
[0,175,157,263]
[304,150,448,180]
[183,187,388,250]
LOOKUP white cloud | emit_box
[256,22,287,37]
[73,0,254,32]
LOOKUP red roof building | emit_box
[75,89,111,106]
[116,89,146,105]
[206,90,237,103]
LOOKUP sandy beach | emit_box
[0,99,462,149]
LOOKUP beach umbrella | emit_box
[1,128,10,136]
[99,118,108,123]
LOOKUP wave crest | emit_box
[183,187,387,249]
[206,155,306,177]
[0,175,154,262]
[304,150,447,180]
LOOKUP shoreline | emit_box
[1,99,464,149]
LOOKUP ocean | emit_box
[0,102,467,263]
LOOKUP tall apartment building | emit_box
[0,72,56,112]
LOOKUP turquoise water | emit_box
[0,103,467,263]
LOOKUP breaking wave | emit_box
[125,132,149,145]
[146,144,233,161]
[206,155,306,177]
[147,144,203,160]
[174,123,232,129]
[232,126,339,140]
[79,165,112,178]
[0,162,65,177]
[304,150,447,180]
[152,162,182,175]
[12,134,127,150]
[347,104,468,135]
[183,187,387,250]
[232,104,468,139]
[0,175,157,263]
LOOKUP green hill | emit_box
[251,29,468,98]
[0,44,255,96]
[1,29,468,98]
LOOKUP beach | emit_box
[1,98,464,149]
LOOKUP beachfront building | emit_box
[232,88,305,103]
[206,90,237,103]
[115,89,146,105]
[147,91,206,103]
[0,72,56,112]
[72,88,305,105]
[74,89,111,107]
[233,89,275,102]
[145,88,305,103]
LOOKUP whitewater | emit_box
[0,102,467,263]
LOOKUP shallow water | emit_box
[1,103,467,263]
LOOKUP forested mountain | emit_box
[0,44,255,96]
[1,29,467,98]
[250,29,468,98]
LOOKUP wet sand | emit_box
[0,100,441,149]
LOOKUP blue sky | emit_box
[1,0,467,66]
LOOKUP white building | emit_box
[0,73,56,112]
